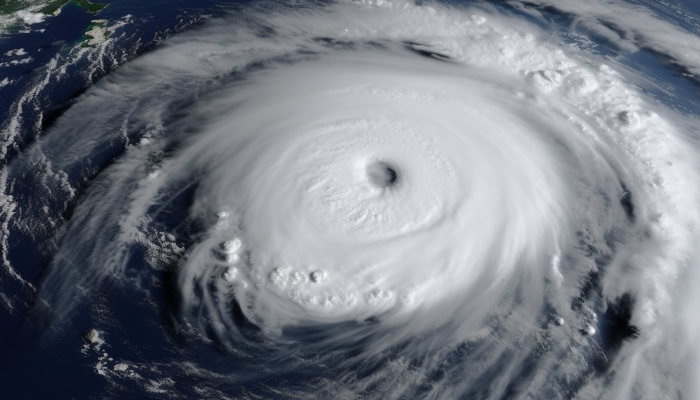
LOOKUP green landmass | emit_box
[1,0,105,19]
[38,0,70,15]
[81,20,108,47]
[0,0,32,16]
[73,0,105,13]
[39,0,106,15]
[1,0,106,34]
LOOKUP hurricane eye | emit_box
[366,161,398,188]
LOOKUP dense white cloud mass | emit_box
[3,0,700,398]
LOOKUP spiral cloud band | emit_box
[4,0,700,398]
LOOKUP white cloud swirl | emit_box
[7,0,700,397]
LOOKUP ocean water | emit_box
[2,0,700,398]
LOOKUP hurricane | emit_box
[2,0,700,398]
